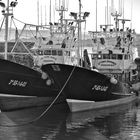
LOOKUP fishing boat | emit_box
[41,0,139,112]
[0,0,71,111]
[89,0,140,91]
[89,27,138,90]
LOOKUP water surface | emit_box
[0,101,140,140]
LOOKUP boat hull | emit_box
[0,59,61,97]
[41,64,116,101]
[0,59,66,111]
[0,94,65,111]
[66,94,137,112]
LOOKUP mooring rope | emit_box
[0,66,76,127]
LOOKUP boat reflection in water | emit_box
[0,101,140,140]
[0,103,69,140]
[66,101,139,140]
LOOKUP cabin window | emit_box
[112,54,117,59]
[44,50,51,55]
[52,50,57,55]
[65,51,70,56]
[37,50,43,55]
[92,54,97,59]
[109,54,112,59]
[103,54,109,59]
[98,54,102,59]
[125,54,128,59]
[36,50,39,55]
[118,54,123,60]
[58,50,63,56]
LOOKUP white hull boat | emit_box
[66,93,138,112]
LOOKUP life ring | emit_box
[110,77,118,84]
[46,79,52,86]
[41,72,48,80]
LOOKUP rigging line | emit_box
[12,17,19,30]
[11,24,26,52]
[9,24,33,55]
[12,17,26,25]
[28,26,37,39]
[34,26,45,39]
[0,66,76,127]
[0,17,5,32]
[83,20,87,51]
[0,16,4,23]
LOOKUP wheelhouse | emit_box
[92,53,131,60]
[35,49,64,56]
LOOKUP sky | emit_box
[0,0,140,33]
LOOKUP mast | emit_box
[49,0,51,24]
[4,0,9,60]
[106,0,108,25]
[76,0,89,66]
[122,0,124,19]
[45,5,47,25]
[37,0,39,25]
[41,5,42,25]
[49,0,52,37]
[0,0,17,60]
[111,0,122,31]
[77,0,82,65]
[55,0,68,31]
[130,0,133,29]
[95,0,97,32]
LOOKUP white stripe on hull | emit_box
[0,93,36,98]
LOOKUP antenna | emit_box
[118,0,122,15]
[55,0,68,25]
[105,6,107,25]
[111,0,114,13]
[37,0,39,25]
[49,0,51,24]
[45,5,47,25]
[40,5,42,25]
[122,0,124,19]
[130,0,133,29]
[53,5,55,23]
[96,0,97,32]
[111,0,122,30]
[106,0,108,25]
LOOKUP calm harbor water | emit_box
[0,101,140,140]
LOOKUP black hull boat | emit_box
[0,59,65,111]
[41,63,138,112]
[41,63,113,101]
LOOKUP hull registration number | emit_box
[8,80,27,87]
[92,85,108,92]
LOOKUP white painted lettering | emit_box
[8,80,27,87]
[92,85,108,92]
